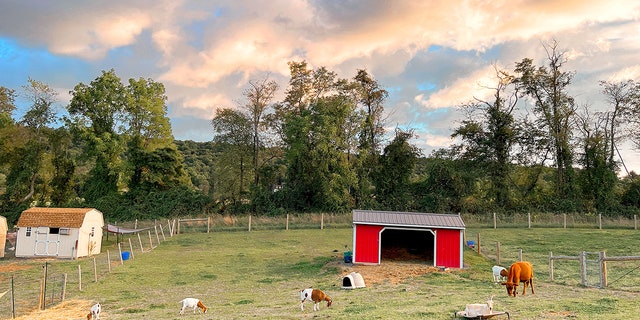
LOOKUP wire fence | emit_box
[2,212,640,318]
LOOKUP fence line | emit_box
[0,220,171,319]
[549,251,640,288]
[468,213,639,230]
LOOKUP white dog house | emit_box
[15,207,104,259]
[342,272,366,289]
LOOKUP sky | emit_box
[1,0,640,174]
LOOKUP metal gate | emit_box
[34,227,60,256]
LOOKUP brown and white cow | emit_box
[501,261,534,297]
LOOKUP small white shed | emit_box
[15,207,104,259]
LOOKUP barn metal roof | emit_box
[352,210,465,229]
[16,207,97,228]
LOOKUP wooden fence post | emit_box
[207,217,210,233]
[61,273,67,301]
[549,251,554,281]
[286,214,289,231]
[148,230,153,249]
[493,212,497,229]
[138,233,144,252]
[39,279,44,310]
[129,238,135,259]
[599,251,607,288]
[160,223,166,240]
[564,213,567,229]
[528,213,531,228]
[321,213,324,230]
[580,251,587,286]
[93,258,98,282]
[518,249,523,261]
[78,265,82,291]
[248,215,252,232]
[118,243,124,265]
[635,215,637,230]
[40,262,47,310]
[107,250,111,272]
[155,225,160,244]
[599,214,602,229]
[476,233,481,255]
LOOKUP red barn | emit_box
[352,210,465,268]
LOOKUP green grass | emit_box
[4,228,640,319]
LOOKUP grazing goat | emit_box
[501,261,534,297]
[300,288,332,311]
[492,265,507,283]
[86,303,101,320]
[179,298,208,315]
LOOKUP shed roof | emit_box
[16,208,98,228]
[352,210,465,229]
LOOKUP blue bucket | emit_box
[121,251,130,260]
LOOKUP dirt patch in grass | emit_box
[0,263,33,273]
[13,299,96,320]
[0,263,34,281]
[338,261,445,285]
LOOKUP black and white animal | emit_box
[300,288,332,311]
[179,298,208,315]
[86,303,101,320]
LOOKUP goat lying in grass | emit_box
[179,298,207,315]
[300,288,332,311]
[86,303,101,320]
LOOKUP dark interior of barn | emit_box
[380,228,435,264]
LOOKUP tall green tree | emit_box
[515,40,577,199]
[49,128,76,205]
[125,77,173,149]
[373,128,421,211]
[276,61,357,211]
[452,67,518,208]
[352,69,388,208]
[0,86,17,163]
[5,79,59,205]
[241,77,279,188]
[600,80,640,169]
[211,108,253,208]
[68,69,126,201]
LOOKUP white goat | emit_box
[86,303,101,320]
[462,295,494,317]
[179,298,208,315]
[492,265,507,283]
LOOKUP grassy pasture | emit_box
[4,227,640,319]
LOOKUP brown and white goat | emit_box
[300,288,332,311]
[86,303,101,320]
[179,298,208,315]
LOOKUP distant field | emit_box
[3,227,640,319]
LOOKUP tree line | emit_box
[1,41,640,224]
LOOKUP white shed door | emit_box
[34,227,60,256]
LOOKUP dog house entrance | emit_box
[381,228,434,264]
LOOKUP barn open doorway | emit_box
[380,228,435,264]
